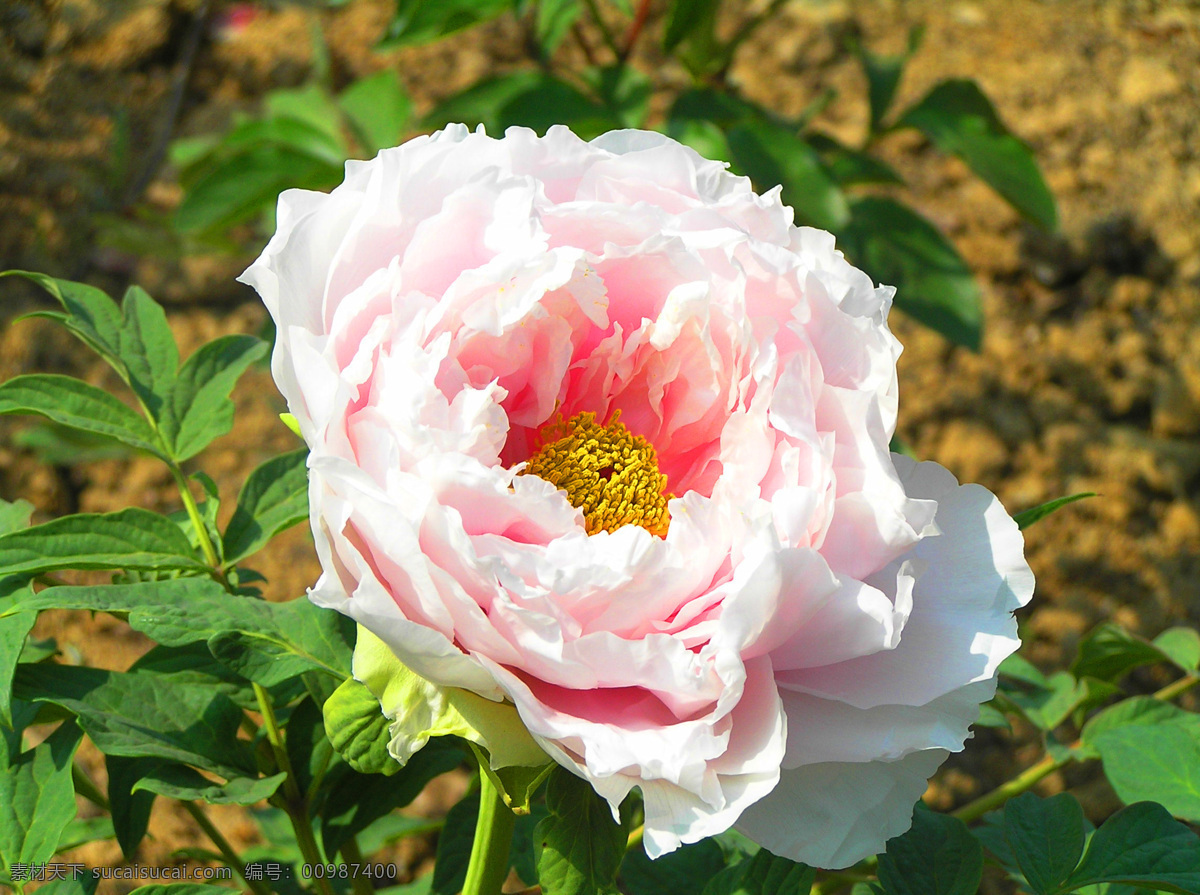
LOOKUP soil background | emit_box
[1,0,1199,892]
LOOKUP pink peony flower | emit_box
[240,125,1034,869]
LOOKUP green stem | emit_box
[625,823,644,853]
[169,465,220,568]
[952,752,1065,824]
[462,769,517,895]
[340,837,375,895]
[183,801,273,895]
[254,683,336,895]
[1154,674,1198,702]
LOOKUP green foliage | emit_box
[535,767,627,895]
[1015,493,1098,530]
[701,848,814,895]
[0,721,82,875]
[877,810,983,895]
[323,677,401,777]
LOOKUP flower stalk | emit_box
[462,768,517,895]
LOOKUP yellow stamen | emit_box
[522,411,672,537]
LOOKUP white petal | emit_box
[734,749,948,869]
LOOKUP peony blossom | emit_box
[240,124,1034,869]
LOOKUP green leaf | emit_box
[1079,697,1200,759]
[431,790,481,895]
[162,334,268,460]
[999,670,1116,731]
[0,508,206,577]
[854,25,923,133]
[621,839,727,895]
[117,284,179,420]
[1071,624,1171,683]
[700,847,814,895]
[54,815,116,851]
[0,499,33,536]
[1015,493,1097,530]
[1064,802,1200,893]
[807,132,905,187]
[536,0,581,54]
[7,579,354,683]
[587,65,653,130]
[218,116,349,168]
[319,736,463,858]
[133,765,287,806]
[423,71,547,132]
[206,597,354,686]
[535,767,626,895]
[222,449,309,565]
[175,145,342,235]
[0,596,36,728]
[897,79,1058,231]
[2,272,127,375]
[380,0,512,48]
[1001,793,1085,895]
[263,84,346,148]
[726,122,850,231]
[338,71,413,155]
[0,721,82,872]
[662,0,720,54]
[107,755,159,859]
[13,421,137,464]
[837,196,981,350]
[1092,724,1200,823]
[323,676,400,777]
[494,76,618,140]
[0,374,164,458]
[1151,628,1200,673]
[13,664,255,778]
[877,809,983,895]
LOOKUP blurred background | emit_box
[1,0,1198,885]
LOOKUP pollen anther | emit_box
[522,411,672,537]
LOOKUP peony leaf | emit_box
[162,334,268,461]
[12,664,255,778]
[536,0,581,55]
[877,809,983,895]
[620,838,727,895]
[54,815,116,852]
[0,498,33,536]
[1063,802,1200,893]
[35,878,98,895]
[837,197,982,351]
[222,448,309,565]
[1000,793,1086,895]
[323,676,401,777]
[338,71,413,155]
[1071,623,1172,683]
[133,765,287,806]
[1013,492,1097,530]
[0,373,164,459]
[896,79,1058,231]
[1151,628,1200,674]
[1091,725,1200,823]
[0,720,82,872]
[0,508,207,578]
[0,580,36,729]
[106,755,160,859]
[700,847,815,895]
[380,0,511,49]
[114,285,180,420]
[319,736,463,859]
[662,0,720,54]
[1079,696,1200,761]
[853,25,924,133]
[726,122,850,231]
[807,132,905,187]
[535,767,626,895]
[5,579,354,684]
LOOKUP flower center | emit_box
[522,411,672,537]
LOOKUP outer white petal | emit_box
[776,458,1034,708]
[734,748,948,869]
